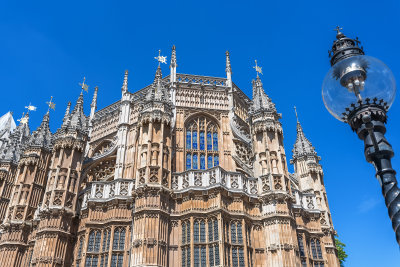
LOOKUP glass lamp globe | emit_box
[322,55,396,121]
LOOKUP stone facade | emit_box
[0,47,340,267]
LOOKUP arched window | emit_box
[298,234,305,257]
[230,221,242,244]
[194,220,199,242]
[200,220,206,242]
[311,238,323,260]
[113,228,125,251]
[208,218,218,242]
[103,229,111,252]
[185,117,219,170]
[88,230,101,252]
[77,236,84,258]
[182,222,186,244]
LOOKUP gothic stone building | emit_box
[0,47,340,267]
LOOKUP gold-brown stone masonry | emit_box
[0,49,340,267]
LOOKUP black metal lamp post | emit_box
[322,27,400,245]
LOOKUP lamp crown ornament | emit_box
[329,26,364,66]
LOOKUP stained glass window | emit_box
[94,231,101,252]
[237,223,243,244]
[100,255,104,267]
[231,223,237,243]
[213,133,218,150]
[182,248,186,267]
[311,239,317,259]
[200,154,205,170]
[186,222,191,244]
[111,254,117,267]
[208,220,213,242]
[186,154,192,170]
[88,231,95,252]
[186,247,191,267]
[316,239,323,259]
[207,155,213,168]
[200,131,205,150]
[238,247,245,267]
[193,154,198,169]
[207,132,212,150]
[119,229,125,250]
[232,247,238,267]
[194,221,199,243]
[200,221,206,242]
[182,222,186,244]
[102,231,108,252]
[213,220,218,241]
[192,132,198,149]
[186,118,219,170]
[215,244,220,265]
[209,245,214,266]
[186,130,191,149]
[201,246,206,267]
[113,229,120,250]
[118,254,123,267]
[214,156,219,167]
[194,246,200,267]
[298,235,305,257]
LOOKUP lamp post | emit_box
[322,27,400,245]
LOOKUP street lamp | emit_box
[322,27,400,245]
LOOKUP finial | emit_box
[154,50,167,66]
[79,77,89,93]
[294,106,299,123]
[334,26,345,39]
[46,96,56,112]
[253,60,263,77]
[226,51,232,73]
[170,45,177,67]
[122,70,129,91]
[25,103,37,114]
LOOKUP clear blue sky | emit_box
[1,0,399,265]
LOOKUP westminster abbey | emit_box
[0,47,340,267]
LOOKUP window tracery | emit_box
[185,117,219,170]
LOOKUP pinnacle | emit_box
[292,119,317,160]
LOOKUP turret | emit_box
[32,91,89,266]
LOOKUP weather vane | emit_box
[46,96,56,112]
[79,77,89,93]
[17,112,28,125]
[253,60,263,77]
[25,103,37,113]
[294,106,299,122]
[154,50,167,65]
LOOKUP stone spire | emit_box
[251,76,276,113]
[292,113,317,160]
[226,51,232,87]
[62,101,71,126]
[147,66,169,102]
[90,86,98,119]
[68,92,88,132]
[0,111,16,141]
[170,45,177,84]
[1,113,30,162]
[27,111,52,150]
[121,70,129,94]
